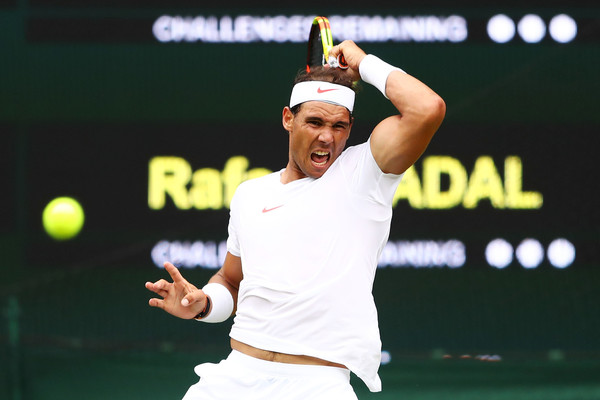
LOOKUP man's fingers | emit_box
[164,261,186,284]
[145,279,170,294]
[329,44,340,58]
[329,41,354,59]
[148,297,165,309]
[181,289,206,307]
[329,40,365,77]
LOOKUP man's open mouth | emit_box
[311,151,330,166]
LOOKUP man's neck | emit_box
[280,164,307,184]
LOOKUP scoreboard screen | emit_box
[2,1,599,354]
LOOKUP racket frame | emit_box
[306,16,334,72]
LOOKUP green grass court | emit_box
[4,266,599,400]
[5,346,600,400]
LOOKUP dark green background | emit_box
[2,2,599,399]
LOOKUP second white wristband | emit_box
[359,54,405,99]
[198,283,234,323]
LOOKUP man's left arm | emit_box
[370,67,446,175]
[330,41,446,175]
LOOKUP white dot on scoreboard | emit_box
[547,238,576,269]
[516,238,544,268]
[518,14,546,43]
[485,238,513,269]
[549,14,577,43]
[487,14,516,43]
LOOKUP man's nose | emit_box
[318,128,335,144]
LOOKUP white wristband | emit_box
[197,283,234,323]
[359,54,405,99]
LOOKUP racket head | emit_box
[306,16,333,72]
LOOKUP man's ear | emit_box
[282,106,294,133]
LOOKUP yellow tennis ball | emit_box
[42,197,85,240]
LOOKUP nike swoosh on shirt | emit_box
[317,87,338,93]
[262,205,284,213]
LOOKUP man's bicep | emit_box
[370,115,436,175]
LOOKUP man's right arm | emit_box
[145,252,243,320]
[205,251,243,315]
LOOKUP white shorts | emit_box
[182,350,359,400]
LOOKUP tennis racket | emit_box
[306,16,348,72]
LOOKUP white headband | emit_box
[289,81,355,113]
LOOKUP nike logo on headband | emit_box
[317,87,338,93]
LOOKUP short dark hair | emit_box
[290,66,358,118]
[293,66,356,88]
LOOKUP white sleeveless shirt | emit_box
[226,140,403,392]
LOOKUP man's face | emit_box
[282,101,353,180]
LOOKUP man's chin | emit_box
[307,163,330,178]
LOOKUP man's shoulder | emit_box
[337,141,369,165]
[237,170,281,191]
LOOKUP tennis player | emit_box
[145,40,445,399]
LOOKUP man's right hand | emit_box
[145,261,208,319]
